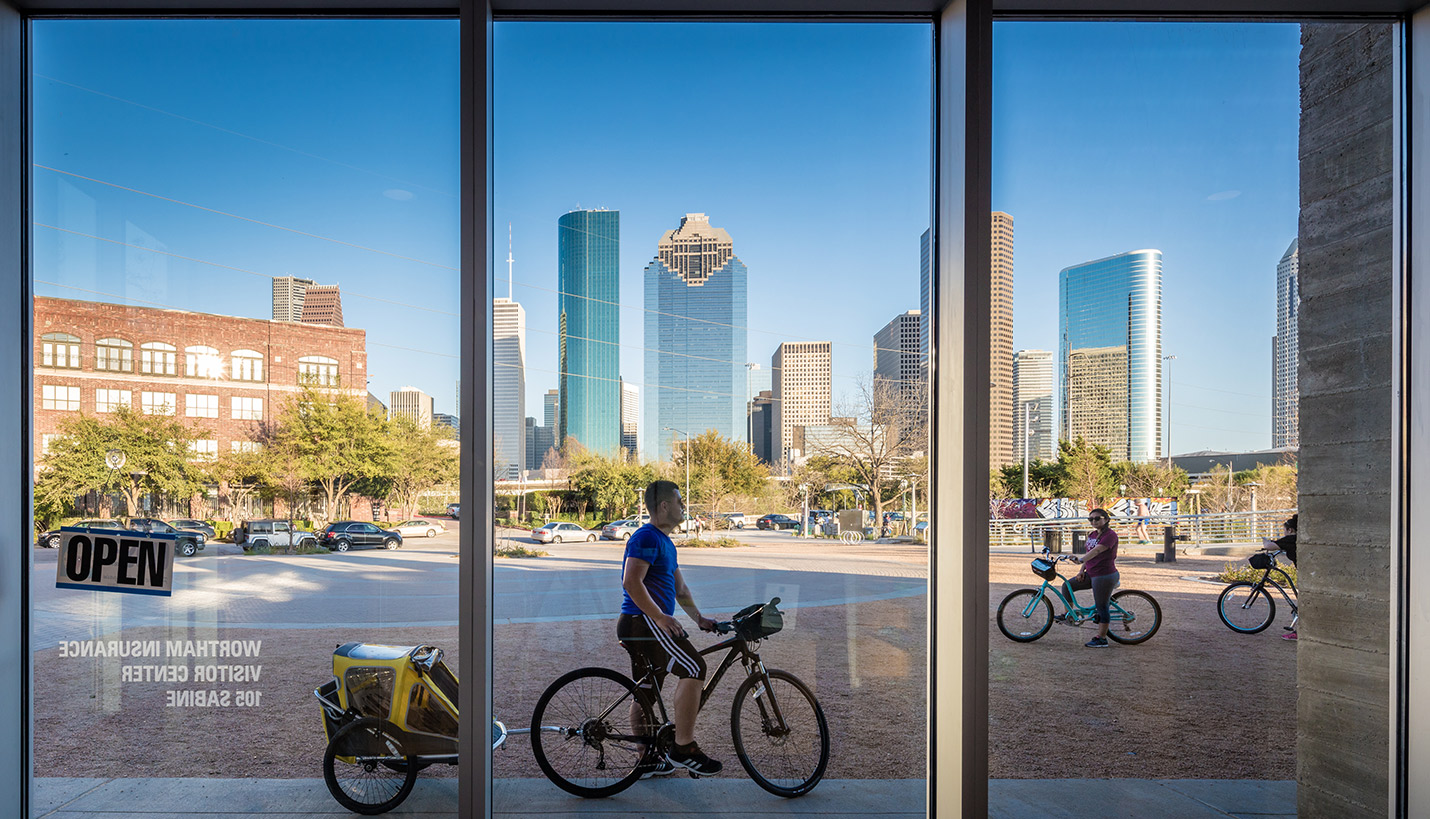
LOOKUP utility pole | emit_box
[1162,354,1177,462]
[664,426,690,513]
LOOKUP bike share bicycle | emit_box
[996,549,1163,644]
[530,597,830,799]
[1217,548,1299,635]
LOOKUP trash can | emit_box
[1043,529,1062,554]
[1071,530,1088,555]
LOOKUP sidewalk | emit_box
[36,777,1294,817]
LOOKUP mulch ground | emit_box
[33,553,1292,781]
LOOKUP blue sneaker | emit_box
[1085,636,1109,648]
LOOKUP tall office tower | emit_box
[919,228,932,372]
[525,417,538,468]
[644,213,748,463]
[874,310,922,400]
[744,362,772,447]
[1059,249,1163,463]
[272,275,315,322]
[557,209,620,455]
[620,378,639,459]
[300,284,344,326]
[771,341,832,472]
[990,212,1015,466]
[434,413,460,435]
[749,390,774,464]
[543,388,558,429]
[1272,239,1300,448]
[493,296,526,480]
[1013,349,1056,463]
[390,387,435,430]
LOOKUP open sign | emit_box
[54,527,174,596]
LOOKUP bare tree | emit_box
[810,377,927,522]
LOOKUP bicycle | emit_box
[1217,548,1299,634]
[529,597,830,800]
[995,549,1162,644]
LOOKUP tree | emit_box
[671,430,769,515]
[36,405,207,518]
[273,384,392,521]
[1110,460,1189,499]
[810,377,927,521]
[995,458,1060,500]
[1054,437,1114,506]
[207,446,267,520]
[570,451,654,520]
[379,413,460,519]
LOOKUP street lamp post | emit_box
[664,426,690,512]
[1162,354,1177,461]
[1021,400,1039,499]
[745,363,757,454]
[799,483,810,538]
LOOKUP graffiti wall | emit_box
[990,498,1176,520]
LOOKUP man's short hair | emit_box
[645,480,680,516]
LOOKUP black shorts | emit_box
[617,613,707,688]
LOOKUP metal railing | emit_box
[988,509,1296,551]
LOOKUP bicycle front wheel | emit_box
[731,669,830,797]
[322,717,418,816]
[1107,590,1162,644]
[996,588,1054,642]
[1217,581,1276,634]
[530,666,652,799]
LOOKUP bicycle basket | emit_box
[1248,552,1273,570]
[733,602,784,640]
[1031,558,1058,581]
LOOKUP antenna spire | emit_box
[506,222,514,300]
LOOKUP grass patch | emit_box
[680,536,740,548]
[1215,558,1298,585]
[495,544,548,558]
[243,544,331,556]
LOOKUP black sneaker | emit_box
[1085,636,1109,648]
[668,742,723,776]
[639,757,677,779]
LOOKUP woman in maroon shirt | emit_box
[1067,508,1119,648]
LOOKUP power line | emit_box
[1171,401,1271,419]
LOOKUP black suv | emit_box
[127,518,207,557]
[319,521,404,552]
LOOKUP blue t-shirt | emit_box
[621,524,678,616]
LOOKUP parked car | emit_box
[390,519,447,538]
[532,521,596,544]
[319,521,404,552]
[720,512,748,529]
[446,503,460,519]
[238,519,318,551]
[756,514,800,530]
[168,518,216,539]
[601,519,642,541]
[127,518,207,557]
[36,518,122,549]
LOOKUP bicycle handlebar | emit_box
[711,596,781,635]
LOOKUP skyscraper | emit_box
[543,388,558,429]
[272,275,315,322]
[1273,239,1300,448]
[919,228,932,373]
[300,284,344,326]
[558,209,620,455]
[1014,349,1055,463]
[390,387,434,430]
[493,296,526,480]
[874,310,922,400]
[620,378,639,459]
[1059,249,1163,463]
[990,212,1015,466]
[644,213,748,462]
[771,341,831,472]
[750,389,774,464]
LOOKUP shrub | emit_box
[680,536,739,548]
[495,544,548,558]
[1215,558,1298,585]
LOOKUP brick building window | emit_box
[41,384,79,411]
[95,389,131,412]
[231,441,262,453]
[232,349,264,382]
[140,341,177,375]
[141,391,176,415]
[298,355,339,386]
[189,439,218,460]
[41,434,63,455]
[186,345,222,378]
[41,332,81,369]
[232,396,263,420]
[95,337,133,372]
[186,393,219,418]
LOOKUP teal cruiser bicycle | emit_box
[996,549,1162,644]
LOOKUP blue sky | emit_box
[32,19,1299,456]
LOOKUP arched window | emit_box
[95,338,133,372]
[231,350,264,382]
[41,332,80,369]
[298,355,339,386]
[185,345,222,379]
[140,341,177,376]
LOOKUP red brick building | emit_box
[34,296,368,517]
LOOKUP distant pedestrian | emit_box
[1133,498,1151,544]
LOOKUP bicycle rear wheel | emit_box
[731,669,830,797]
[1106,590,1161,644]
[1217,581,1276,634]
[322,717,418,815]
[996,588,1054,642]
[530,666,652,799]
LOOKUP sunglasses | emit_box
[1087,516,1105,522]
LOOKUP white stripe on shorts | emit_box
[643,614,701,677]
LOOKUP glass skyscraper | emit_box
[644,213,748,463]
[1272,238,1299,448]
[1058,249,1162,463]
[557,209,620,456]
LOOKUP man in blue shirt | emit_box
[618,479,722,777]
